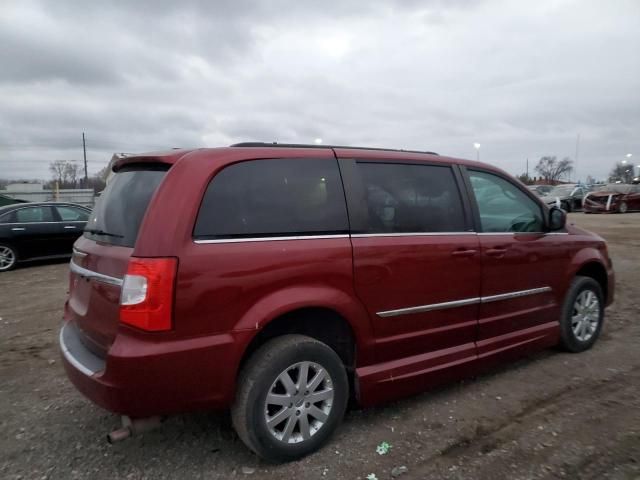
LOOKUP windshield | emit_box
[546,185,576,197]
[596,184,632,194]
[84,165,168,247]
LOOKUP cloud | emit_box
[0,0,638,181]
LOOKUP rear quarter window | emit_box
[194,158,349,239]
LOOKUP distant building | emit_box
[0,182,95,207]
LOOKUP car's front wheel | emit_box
[231,335,349,462]
[618,201,628,214]
[0,243,17,272]
[559,276,604,352]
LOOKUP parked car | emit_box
[60,144,614,462]
[526,185,552,196]
[0,202,91,272]
[583,183,640,213]
[540,184,589,212]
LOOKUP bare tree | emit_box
[534,156,574,184]
[49,160,68,185]
[609,162,634,184]
[49,160,84,188]
[94,165,110,182]
[64,161,79,187]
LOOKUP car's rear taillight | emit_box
[119,257,177,331]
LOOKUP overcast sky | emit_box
[1,0,638,181]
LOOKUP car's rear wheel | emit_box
[618,201,628,213]
[0,244,17,272]
[231,335,349,462]
[559,276,604,352]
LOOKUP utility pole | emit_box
[82,132,88,187]
[526,157,529,180]
[574,133,580,182]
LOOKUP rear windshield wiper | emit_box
[84,228,124,238]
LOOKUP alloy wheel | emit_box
[0,246,16,271]
[571,289,600,342]
[264,361,334,444]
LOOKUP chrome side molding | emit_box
[194,234,350,244]
[480,286,552,304]
[377,286,552,318]
[377,297,481,317]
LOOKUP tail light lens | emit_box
[120,257,177,331]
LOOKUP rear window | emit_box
[194,158,348,239]
[84,165,167,247]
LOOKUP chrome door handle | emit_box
[451,249,477,257]
[64,225,77,229]
[11,227,25,231]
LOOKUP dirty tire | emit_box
[0,243,18,272]
[618,201,628,214]
[231,335,349,462]
[559,276,604,353]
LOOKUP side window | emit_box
[357,162,467,233]
[56,206,90,222]
[469,170,544,233]
[15,207,55,223]
[194,158,349,239]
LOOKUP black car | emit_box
[0,202,91,272]
[541,184,589,212]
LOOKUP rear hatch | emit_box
[66,164,168,357]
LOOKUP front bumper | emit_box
[60,321,252,417]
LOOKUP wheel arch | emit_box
[239,306,358,371]
[233,286,376,404]
[574,260,609,302]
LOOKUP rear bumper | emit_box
[60,321,252,417]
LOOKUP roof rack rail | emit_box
[230,142,438,156]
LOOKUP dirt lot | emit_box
[1,213,639,480]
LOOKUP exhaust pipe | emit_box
[107,415,164,443]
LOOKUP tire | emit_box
[561,201,572,213]
[0,243,18,272]
[231,335,349,462]
[558,276,604,353]
[618,201,628,214]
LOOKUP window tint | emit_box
[84,166,167,247]
[357,162,466,233]
[194,158,348,239]
[56,206,90,222]
[15,206,55,223]
[469,170,544,232]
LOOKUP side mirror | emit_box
[548,206,566,231]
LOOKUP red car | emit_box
[61,144,614,461]
[583,184,640,213]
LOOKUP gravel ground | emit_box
[1,213,639,480]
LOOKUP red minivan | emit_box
[61,144,614,461]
